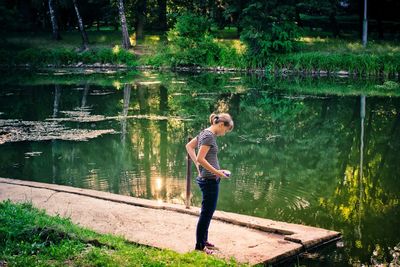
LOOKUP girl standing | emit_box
[185,113,234,254]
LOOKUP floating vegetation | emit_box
[0,119,116,144]
[282,94,329,100]
[24,151,43,157]
[24,151,43,158]
[119,114,191,121]
[47,111,191,123]
[90,90,114,96]
[54,110,106,122]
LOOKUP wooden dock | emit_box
[0,177,341,265]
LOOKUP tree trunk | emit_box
[329,12,340,37]
[295,0,303,27]
[118,0,131,49]
[157,0,167,31]
[72,0,89,50]
[362,0,368,47]
[136,16,145,40]
[136,0,147,40]
[48,0,61,40]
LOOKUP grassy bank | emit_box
[0,47,137,67]
[1,31,399,75]
[0,200,241,267]
[272,38,400,75]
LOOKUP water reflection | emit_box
[357,95,365,250]
[121,84,131,143]
[0,72,399,265]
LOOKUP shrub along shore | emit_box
[1,44,399,77]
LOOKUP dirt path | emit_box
[0,178,340,265]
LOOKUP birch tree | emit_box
[72,0,89,50]
[117,0,131,49]
[362,0,368,47]
[48,0,61,40]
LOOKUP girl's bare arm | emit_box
[185,137,200,175]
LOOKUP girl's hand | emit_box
[195,163,201,176]
[218,170,231,179]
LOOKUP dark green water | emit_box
[0,70,399,266]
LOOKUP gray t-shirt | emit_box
[197,129,220,178]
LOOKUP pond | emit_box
[0,70,399,266]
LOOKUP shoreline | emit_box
[2,63,399,78]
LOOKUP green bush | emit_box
[239,1,303,68]
[172,13,211,40]
[159,12,242,67]
[241,22,302,68]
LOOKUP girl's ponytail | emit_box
[209,113,218,125]
[209,113,234,130]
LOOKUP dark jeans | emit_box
[195,177,220,250]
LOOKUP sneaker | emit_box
[205,241,215,248]
[203,247,215,255]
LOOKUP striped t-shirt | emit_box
[197,129,219,178]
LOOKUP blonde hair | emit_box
[209,113,234,130]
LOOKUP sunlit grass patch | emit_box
[0,200,244,267]
[299,36,328,44]
[214,39,247,55]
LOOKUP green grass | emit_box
[2,30,400,75]
[0,200,244,267]
[0,47,137,67]
[2,30,163,51]
[272,51,400,75]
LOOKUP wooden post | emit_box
[186,136,192,209]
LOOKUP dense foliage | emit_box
[1,0,399,41]
[240,0,302,67]
[147,13,243,67]
[0,0,399,72]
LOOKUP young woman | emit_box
[185,113,234,254]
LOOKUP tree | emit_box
[157,0,167,31]
[240,0,302,67]
[48,0,61,40]
[297,0,341,37]
[117,0,131,49]
[135,0,146,40]
[362,0,367,47]
[223,0,247,35]
[72,0,89,50]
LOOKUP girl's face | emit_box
[216,122,233,136]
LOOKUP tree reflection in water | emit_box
[0,72,399,265]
